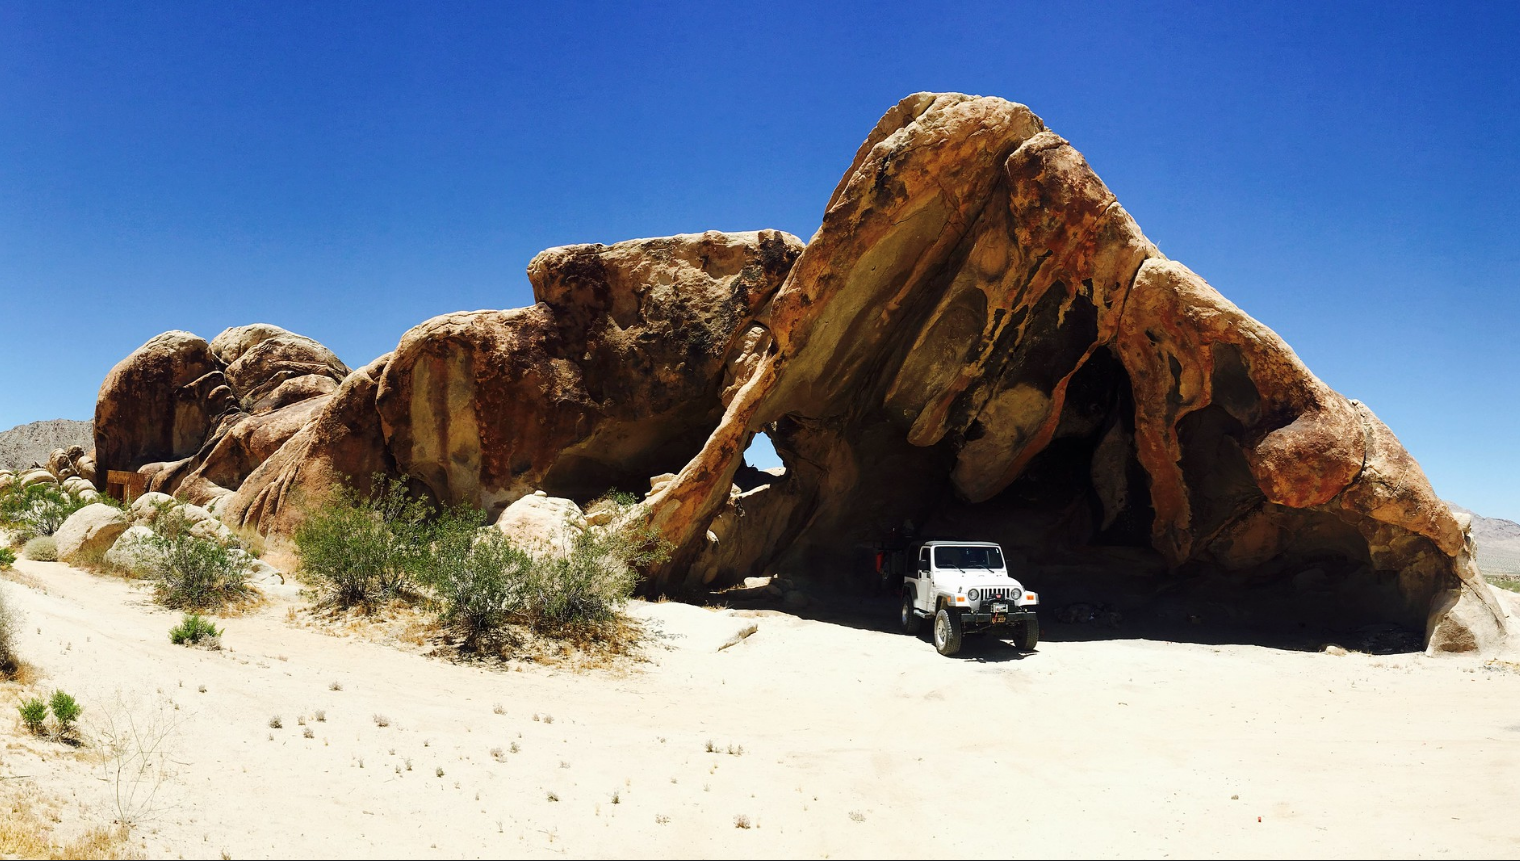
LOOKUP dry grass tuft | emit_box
[0,785,139,859]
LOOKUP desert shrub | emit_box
[294,476,442,609]
[520,510,667,636]
[421,496,666,647]
[0,547,13,568]
[0,483,88,538]
[426,527,533,649]
[18,697,47,734]
[169,613,221,645]
[49,690,81,736]
[0,589,18,678]
[22,535,57,561]
[143,509,252,610]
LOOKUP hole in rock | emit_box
[735,429,787,491]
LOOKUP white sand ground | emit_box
[3,558,1520,859]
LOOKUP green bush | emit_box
[294,476,444,610]
[49,690,81,734]
[143,509,252,610]
[426,528,533,650]
[0,589,18,678]
[0,483,88,538]
[520,521,655,635]
[0,546,14,568]
[169,613,221,646]
[22,535,57,561]
[18,697,47,734]
[424,495,667,646]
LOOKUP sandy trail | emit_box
[2,558,1519,859]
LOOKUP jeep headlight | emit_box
[968,588,979,602]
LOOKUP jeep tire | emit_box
[900,590,923,635]
[933,607,963,656]
[1015,616,1040,651]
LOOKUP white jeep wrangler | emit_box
[900,541,1039,656]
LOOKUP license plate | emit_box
[991,602,1009,613]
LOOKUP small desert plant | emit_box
[22,535,57,561]
[293,476,440,609]
[373,713,390,728]
[18,696,48,734]
[0,588,19,678]
[0,546,14,568]
[49,690,82,736]
[95,693,183,826]
[169,613,222,646]
[144,510,253,610]
[314,709,326,722]
[733,814,752,829]
[268,715,282,729]
[0,484,88,538]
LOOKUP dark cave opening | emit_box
[743,345,1422,649]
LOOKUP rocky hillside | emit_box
[0,418,93,470]
[1450,504,1520,576]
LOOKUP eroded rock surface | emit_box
[90,93,1500,651]
[643,93,1502,650]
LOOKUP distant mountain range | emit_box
[1449,504,1520,577]
[0,418,93,470]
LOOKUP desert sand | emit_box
[3,558,1519,859]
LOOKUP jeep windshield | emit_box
[933,546,1004,570]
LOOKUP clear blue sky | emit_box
[2,2,1517,519]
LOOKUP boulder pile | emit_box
[86,93,1507,653]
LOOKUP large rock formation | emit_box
[642,93,1504,650]
[94,325,347,510]
[91,93,1505,652]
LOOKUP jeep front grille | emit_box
[977,587,1022,602]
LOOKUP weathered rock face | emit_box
[91,93,1500,651]
[54,503,129,564]
[94,331,234,484]
[96,325,346,510]
[221,353,396,536]
[372,230,803,518]
[643,92,1503,649]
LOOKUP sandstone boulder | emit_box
[94,331,236,482]
[54,503,130,564]
[222,331,348,407]
[374,230,802,517]
[128,492,176,525]
[19,468,57,487]
[221,353,396,536]
[493,492,586,558]
[104,525,160,573]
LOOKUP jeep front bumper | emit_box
[962,608,1036,628]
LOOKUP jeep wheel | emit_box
[900,590,923,635]
[933,607,963,656]
[1015,617,1040,651]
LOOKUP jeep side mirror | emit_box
[918,559,929,573]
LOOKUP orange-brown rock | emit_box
[222,353,396,535]
[94,331,236,484]
[644,93,1503,650]
[372,230,803,518]
[97,325,350,510]
[91,93,1502,651]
